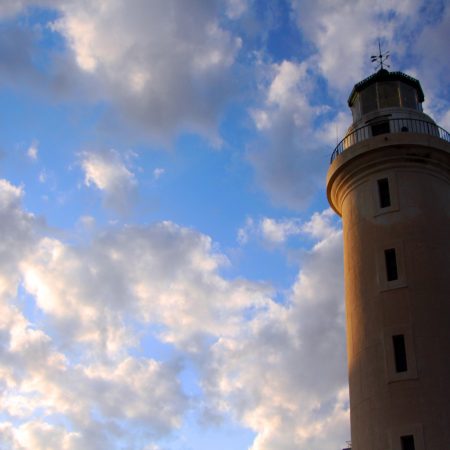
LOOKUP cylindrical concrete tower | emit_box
[327,69,450,450]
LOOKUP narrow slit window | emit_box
[384,248,398,281]
[393,334,408,373]
[377,178,391,208]
[401,435,415,450]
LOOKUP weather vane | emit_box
[371,40,390,71]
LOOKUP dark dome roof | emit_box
[348,69,425,107]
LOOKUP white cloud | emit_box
[260,217,301,243]
[13,207,275,446]
[38,170,47,183]
[0,1,242,140]
[237,216,254,244]
[1,296,185,447]
[77,215,95,229]
[203,209,348,449]
[0,0,57,19]
[238,209,340,247]
[260,209,338,244]
[225,0,249,19]
[21,221,272,356]
[413,3,450,123]
[81,149,137,214]
[248,60,329,209]
[0,179,189,447]
[84,358,188,431]
[302,208,339,241]
[0,179,35,298]
[22,236,137,358]
[247,1,447,210]
[0,177,349,448]
[153,168,165,180]
[290,0,421,92]
[27,141,38,161]
[47,0,241,139]
[267,60,307,107]
[0,333,188,447]
[238,216,303,245]
[0,421,83,450]
[82,150,135,192]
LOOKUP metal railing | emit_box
[330,117,450,163]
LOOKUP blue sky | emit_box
[0,1,448,449]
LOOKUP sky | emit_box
[0,1,449,449]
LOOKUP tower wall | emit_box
[327,133,450,449]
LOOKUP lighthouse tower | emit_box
[327,67,450,449]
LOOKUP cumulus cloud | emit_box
[0,1,242,140]
[48,0,241,139]
[16,220,272,447]
[247,0,439,210]
[21,220,273,358]
[413,2,450,122]
[81,149,137,214]
[287,0,450,127]
[302,208,340,240]
[260,216,290,243]
[0,175,349,449]
[290,0,421,92]
[0,421,85,450]
[202,209,348,449]
[0,314,188,447]
[238,209,340,247]
[0,179,36,298]
[248,60,330,209]
[0,179,193,448]
[238,216,302,245]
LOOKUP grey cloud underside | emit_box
[0,24,41,86]
[0,0,240,140]
[248,121,325,210]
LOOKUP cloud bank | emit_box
[0,179,347,449]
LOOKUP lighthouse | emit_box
[327,65,450,449]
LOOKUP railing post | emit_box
[330,118,450,164]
